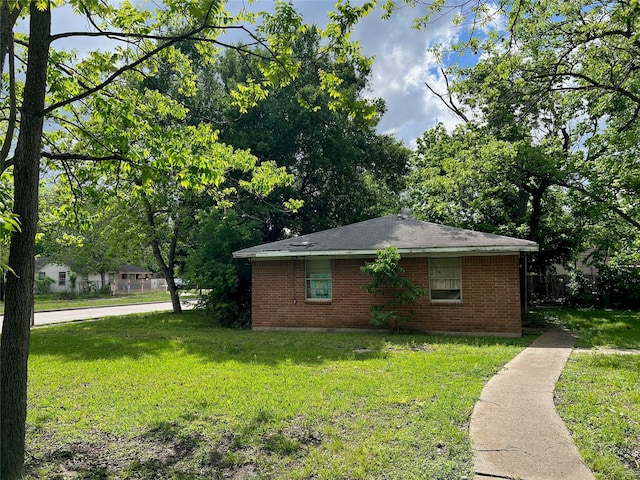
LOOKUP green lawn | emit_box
[25,312,531,479]
[538,309,640,480]
[529,308,640,349]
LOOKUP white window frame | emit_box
[305,259,332,301]
[429,257,462,302]
[58,271,66,286]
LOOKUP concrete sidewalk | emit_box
[470,329,595,480]
[0,301,194,330]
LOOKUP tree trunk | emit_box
[142,195,182,314]
[526,181,550,241]
[165,268,182,314]
[0,4,50,479]
[149,235,182,313]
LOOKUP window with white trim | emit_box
[429,257,461,301]
[305,259,332,300]
[58,271,66,286]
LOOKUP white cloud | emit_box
[348,4,465,146]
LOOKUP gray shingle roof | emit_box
[233,215,538,258]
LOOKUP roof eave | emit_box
[233,245,539,259]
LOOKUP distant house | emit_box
[35,258,75,294]
[34,258,167,294]
[233,215,538,337]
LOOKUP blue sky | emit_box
[258,1,467,146]
[48,1,470,147]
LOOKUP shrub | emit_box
[196,291,251,328]
[34,276,55,295]
[361,247,426,330]
[598,264,640,309]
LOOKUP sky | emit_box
[48,1,469,148]
[237,1,467,146]
[348,3,464,145]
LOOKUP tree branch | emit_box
[532,70,640,106]
[556,177,640,230]
[424,68,469,122]
[49,24,253,43]
[40,151,126,162]
[43,26,210,114]
[0,33,16,172]
[0,2,21,77]
[44,20,290,116]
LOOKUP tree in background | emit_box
[54,69,294,313]
[207,28,411,239]
[165,27,411,322]
[37,185,153,290]
[400,0,639,271]
[408,123,583,270]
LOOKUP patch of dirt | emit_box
[282,420,323,447]
[619,445,640,473]
[26,427,259,479]
[26,415,325,479]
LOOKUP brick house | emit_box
[233,215,538,336]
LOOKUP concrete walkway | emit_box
[470,329,595,480]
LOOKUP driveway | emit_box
[0,300,195,329]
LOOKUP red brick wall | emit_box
[251,255,522,336]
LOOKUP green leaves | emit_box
[361,248,426,328]
[398,0,640,269]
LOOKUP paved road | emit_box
[0,301,195,329]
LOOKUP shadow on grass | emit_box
[29,311,533,365]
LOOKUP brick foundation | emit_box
[250,255,522,336]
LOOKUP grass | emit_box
[536,308,640,480]
[556,353,640,480]
[528,308,640,349]
[25,312,532,479]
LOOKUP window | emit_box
[58,271,66,286]
[38,272,46,281]
[429,257,461,301]
[305,259,332,300]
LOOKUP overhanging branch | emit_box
[556,177,640,230]
[43,25,210,114]
[41,151,126,162]
[0,33,16,172]
[424,68,469,123]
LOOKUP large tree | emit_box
[197,28,411,239]
[168,27,410,324]
[395,0,640,271]
[404,0,640,234]
[0,1,374,476]
[409,123,583,269]
[53,71,294,313]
